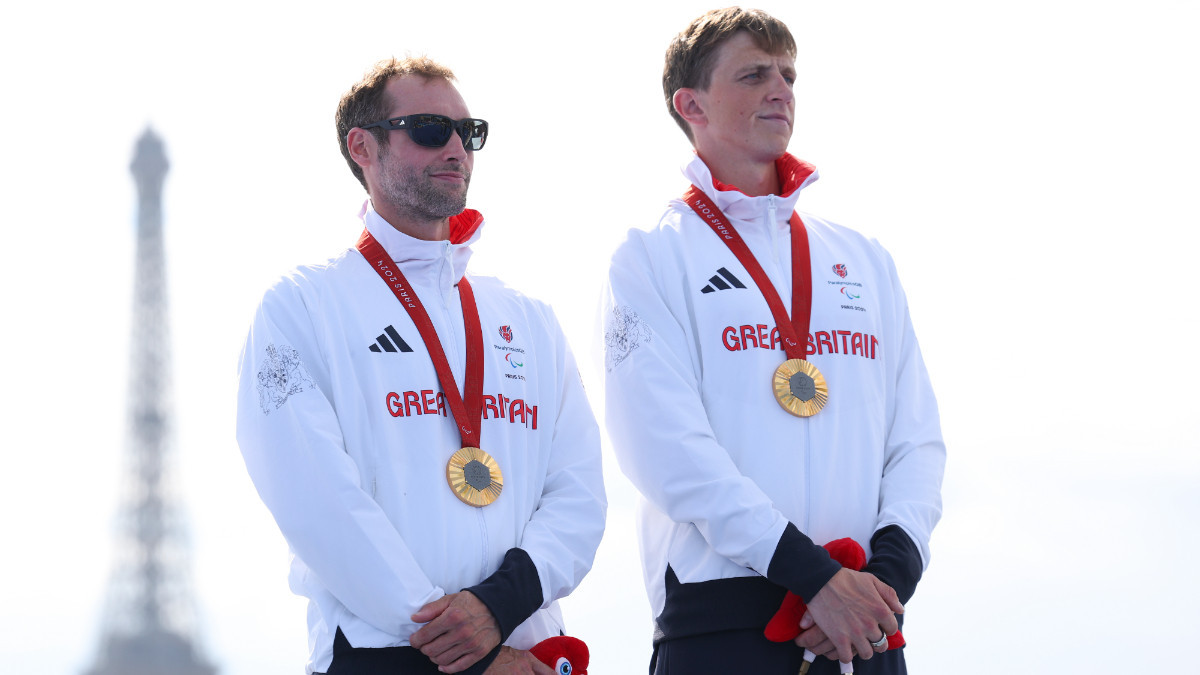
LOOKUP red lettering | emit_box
[805,333,815,356]
[817,331,833,355]
[722,326,741,351]
[509,399,526,424]
[404,391,421,416]
[528,405,538,430]
[756,324,769,349]
[770,327,782,351]
[483,395,499,419]
[386,392,403,417]
[421,390,437,415]
[852,332,864,357]
[740,325,759,349]
[838,330,852,354]
[435,392,446,417]
[871,335,879,360]
[498,394,508,418]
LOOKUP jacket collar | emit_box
[683,153,819,229]
[361,201,483,286]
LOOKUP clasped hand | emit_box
[797,568,903,664]
[410,591,502,673]
[410,592,553,674]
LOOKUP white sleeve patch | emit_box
[256,343,315,414]
[604,305,653,372]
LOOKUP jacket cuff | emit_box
[765,522,842,603]
[465,547,544,644]
[862,525,923,604]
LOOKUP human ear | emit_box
[673,88,707,129]
[346,127,375,170]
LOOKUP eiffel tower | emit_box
[84,128,216,675]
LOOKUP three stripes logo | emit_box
[701,267,747,294]
[368,325,415,353]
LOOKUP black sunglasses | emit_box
[360,114,488,151]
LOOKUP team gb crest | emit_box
[499,325,514,343]
[833,264,848,279]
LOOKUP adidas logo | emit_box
[369,325,415,353]
[701,267,747,294]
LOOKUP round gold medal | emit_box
[446,447,503,507]
[772,359,828,417]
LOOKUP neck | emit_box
[696,151,780,197]
[373,200,450,241]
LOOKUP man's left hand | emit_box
[411,591,501,673]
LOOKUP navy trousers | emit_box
[650,628,907,675]
[317,628,499,675]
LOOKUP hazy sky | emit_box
[2,1,1198,673]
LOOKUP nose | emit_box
[440,131,469,163]
[767,69,794,105]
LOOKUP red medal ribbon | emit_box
[356,229,484,447]
[684,186,812,362]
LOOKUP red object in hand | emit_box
[764,537,905,650]
[530,635,589,675]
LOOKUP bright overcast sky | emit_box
[2,1,1198,674]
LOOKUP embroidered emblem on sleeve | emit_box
[605,305,653,372]
[256,343,314,414]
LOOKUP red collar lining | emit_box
[448,209,484,244]
[710,154,816,198]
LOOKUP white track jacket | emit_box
[237,205,606,673]
[603,154,944,629]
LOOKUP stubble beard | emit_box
[376,146,471,222]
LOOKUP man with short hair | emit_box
[237,57,605,675]
[603,9,945,674]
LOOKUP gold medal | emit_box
[773,359,828,417]
[446,447,503,507]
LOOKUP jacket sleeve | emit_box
[517,308,607,609]
[236,280,443,637]
[873,247,946,574]
[603,233,839,602]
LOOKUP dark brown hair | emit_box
[663,7,797,141]
[335,56,457,189]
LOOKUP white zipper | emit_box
[439,240,490,574]
[477,508,489,580]
[767,195,779,264]
[766,194,788,295]
[439,242,463,373]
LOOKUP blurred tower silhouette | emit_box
[84,128,216,675]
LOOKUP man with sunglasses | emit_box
[602,8,945,674]
[237,57,605,675]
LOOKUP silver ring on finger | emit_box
[870,633,888,650]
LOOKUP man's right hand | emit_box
[484,646,555,675]
[803,568,903,663]
[410,591,501,673]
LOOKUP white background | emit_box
[1,1,1197,673]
